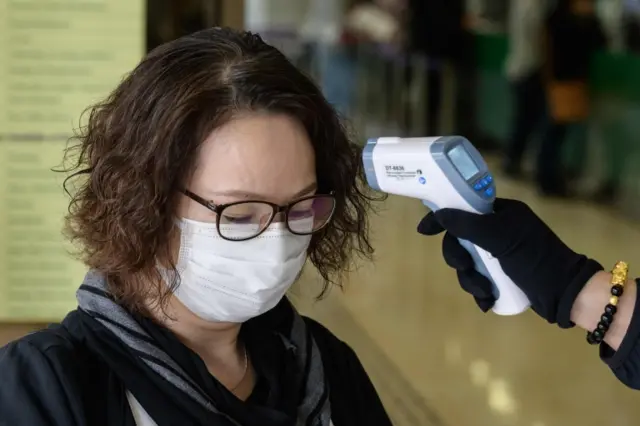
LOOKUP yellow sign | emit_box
[0,0,145,322]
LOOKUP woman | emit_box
[0,28,390,425]
[418,198,640,389]
[537,0,606,196]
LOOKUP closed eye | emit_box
[288,209,313,219]
[221,215,254,224]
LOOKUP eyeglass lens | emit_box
[218,195,335,240]
[287,195,334,234]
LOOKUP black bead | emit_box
[587,332,598,345]
[601,313,613,325]
[611,285,624,297]
[597,322,610,331]
[605,304,618,315]
[592,329,605,341]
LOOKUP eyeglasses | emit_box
[182,189,337,241]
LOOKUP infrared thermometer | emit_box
[362,136,530,315]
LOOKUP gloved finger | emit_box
[420,198,521,237]
[456,268,495,301]
[473,295,496,313]
[442,232,474,271]
[416,212,445,236]
[492,197,527,214]
[434,208,504,253]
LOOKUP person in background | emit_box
[300,0,357,116]
[343,0,404,128]
[537,0,606,197]
[406,0,496,148]
[590,0,633,203]
[375,0,408,129]
[502,0,549,179]
[406,0,465,136]
[626,7,640,53]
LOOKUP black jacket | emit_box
[0,311,392,426]
[599,279,640,390]
[546,6,606,81]
[407,0,469,61]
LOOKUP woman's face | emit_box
[178,112,317,222]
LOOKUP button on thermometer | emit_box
[362,136,530,315]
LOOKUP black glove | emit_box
[417,198,603,327]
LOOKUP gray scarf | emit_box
[76,270,331,426]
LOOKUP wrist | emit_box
[570,271,611,331]
[556,257,604,328]
[571,271,636,350]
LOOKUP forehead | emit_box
[189,112,316,203]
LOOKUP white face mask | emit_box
[171,216,312,323]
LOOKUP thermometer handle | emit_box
[421,200,530,315]
[457,239,530,315]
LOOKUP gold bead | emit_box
[615,261,629,271]
[611,261,629,285]
[610,296,619,306]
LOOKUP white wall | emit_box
[244,0,309,32]
[244,0,347,56]
[244,0,346,40]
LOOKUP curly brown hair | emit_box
[61,27,380,314]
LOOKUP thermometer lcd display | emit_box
[447,145,480,180]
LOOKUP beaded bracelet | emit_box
[587,261,629,345]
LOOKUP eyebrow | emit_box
[206,182,318,201]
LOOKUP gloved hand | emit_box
[417,198,603,327]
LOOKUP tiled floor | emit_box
[295,174,640,426]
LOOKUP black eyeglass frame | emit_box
[182,189,337,242]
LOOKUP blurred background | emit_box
[2,0,640,425]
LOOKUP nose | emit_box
[271,211,286,224]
